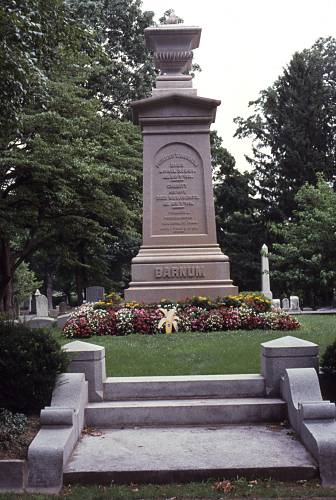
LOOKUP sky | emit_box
[141,0,336,171]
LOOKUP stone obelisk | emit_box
[261,244,273,300]
[124,17,238,302]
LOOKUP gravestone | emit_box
[86,286,105,303]
[35,290,49,317]
[59,301,67,315]
[124,18,238,302]
[290,295,300,312]
[261,244,273,300]
[282,298,290,310]
[272,299,281,309]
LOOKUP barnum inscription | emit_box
[154,266,205,279]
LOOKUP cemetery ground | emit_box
[54,315,335,377]
[1,314,335,499]
[1,478,336,499]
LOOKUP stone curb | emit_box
[26,372,88,494]
[0,459,26,492]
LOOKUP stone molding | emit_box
[282,368,336,486]
[27,373,88,493]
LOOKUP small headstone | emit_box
[36,292,49,317]
[26,317,55,329]
[57,313,71,329]
[282,298,289,310]
[272,299,281,309]
[290,295,300,312]
[86,286,105,303]
[59,301,67,315]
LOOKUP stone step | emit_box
[85,397,286,427]
[103,374,265,401]
[64,424,317,484]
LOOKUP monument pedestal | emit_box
[126,244,237,302]
[124,22,238,303]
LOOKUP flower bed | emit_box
[63,293,300,339]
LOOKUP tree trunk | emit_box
[46,273,53,309]
[0,240,14,314]
[75,269,84,306]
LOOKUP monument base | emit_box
[124,245,238,303]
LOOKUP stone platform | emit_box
[64,424,317,484]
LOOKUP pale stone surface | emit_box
[86,286,104,303]
[261,336,319,396]
[290,295,300,311]
[25,317,56,329]
[124,22,237,303]
[282,368,336,486]
[63,341,106,402]
[64,424,317,483]
[57,313,71,329]
[35,293,48,317]
[27,373,88,494]
[103,374,265,400]
[272,299,281,308]
[85,397,285,427]
[282,297,290,310]
[0,460,26,492]
[261,243,272,300]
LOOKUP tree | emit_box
[234,37,336,222]
[69,0,156,118]
[0,2,143,312]
[271,176,336,308]
[211,132,266,291]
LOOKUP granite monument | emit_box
[124,17,238,302]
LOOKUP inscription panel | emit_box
[152,143,207,236]
[154,265,205,280]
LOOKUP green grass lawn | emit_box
[54,314,336,377]
[1,479,336,499]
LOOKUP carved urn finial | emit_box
[145,22,201,76]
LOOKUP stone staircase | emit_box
[85,374,286,427]
[27,338,336,493]
[63,372,317,485]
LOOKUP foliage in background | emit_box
[0,409,27,451]
[321,339,336,374]
[0,0,144,312]
[235,37,336,223]
[69,0,156,118]
[13,262,42,305]
[211,131,266,291]
[271,177,336,308]
[0,323,68,413]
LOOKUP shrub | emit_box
[0,409,27,451]
[0,323,68,414]
[321,340,336,373]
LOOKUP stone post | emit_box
[260,335,319,396]
[261,243,272,300]
[62,341,106,402]
[124,18,238,303]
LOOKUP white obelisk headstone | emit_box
[261,244,273,300]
